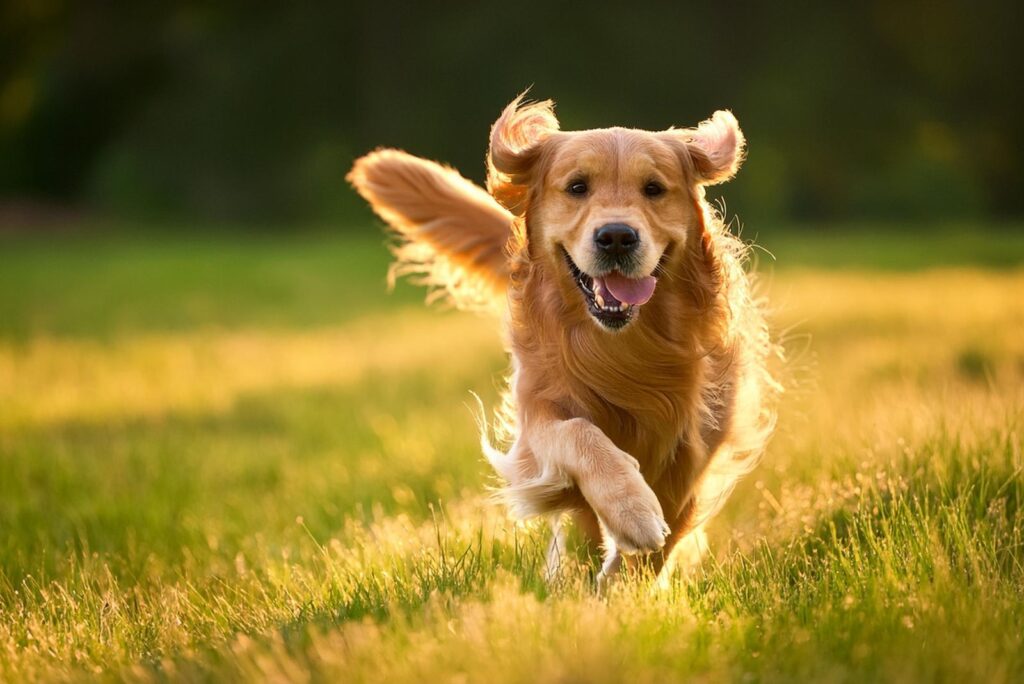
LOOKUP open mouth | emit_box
[562,248,658,330]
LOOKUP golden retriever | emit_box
[348,94,778,583]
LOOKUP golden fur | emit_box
[348,95,779,582]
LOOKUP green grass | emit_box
[753,220,1024,271]
[0,229,422,341]
[1,223,1022,681]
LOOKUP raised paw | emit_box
[590,472,669,555]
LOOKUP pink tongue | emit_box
[600,272,658,306]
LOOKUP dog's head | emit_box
[489,95,745,331]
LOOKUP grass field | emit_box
[1,223,1023,681]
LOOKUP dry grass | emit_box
[0,231,1021,681]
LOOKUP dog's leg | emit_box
[573,506,603,558]
[526,415,670,557]
[596,535,623,592]
[544,514,567,583]
[664,524,709,575]
[653,494,709,583]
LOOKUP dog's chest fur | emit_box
[509,256,724,490]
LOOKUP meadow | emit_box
[1,223,1022,682]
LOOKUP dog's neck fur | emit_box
[505,205,732,493]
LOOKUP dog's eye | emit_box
[644,182,666,198]
[567,180,588,196]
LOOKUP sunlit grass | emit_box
[0,310,499,429]
[0,228,1022,681]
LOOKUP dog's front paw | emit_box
[606,496,670,554]
[590,469,669,554]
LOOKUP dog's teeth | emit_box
[595,292,605,308]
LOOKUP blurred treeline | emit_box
[1,1,1021,225]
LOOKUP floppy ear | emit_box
[668,110,746,186]
[486,93,560,214]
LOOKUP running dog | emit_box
[348,94,778,582]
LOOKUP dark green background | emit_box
[2,1,1021,224]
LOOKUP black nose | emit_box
[594,223,640,256]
